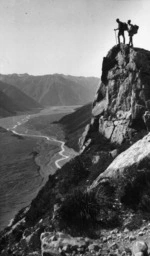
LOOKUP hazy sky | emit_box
[0,0,149,77]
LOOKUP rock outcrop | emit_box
[40,231,150,256]
[90,132,150,189]
[80,44,150,149]
[132,241,148,256]
[40,232,89,256]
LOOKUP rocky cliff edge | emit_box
[80,44,150,149]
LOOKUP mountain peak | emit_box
[80,44,150,150]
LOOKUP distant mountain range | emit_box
[0,80,42,117]
[0,74,99,107]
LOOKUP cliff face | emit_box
[2,45,150,256]
[80,44,150,149]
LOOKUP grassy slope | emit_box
[0,80,42,114]
[0,91,17,117]
[25,113,68,140]
[23,106,81,140]
[59,103,93,151]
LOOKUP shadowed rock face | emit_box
[80,44,150,148]
[132,241,148,256]
[90,132,150,189]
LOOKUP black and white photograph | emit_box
[0,0,150,255]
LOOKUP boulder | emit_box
[90,133,150,188]
[132,241,148,256]
[88,243,101,252]
[40,232,87,256]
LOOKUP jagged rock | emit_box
[111,120,130,144]
[88,243,101,252]
[98,119,114,140]
[107,235,112,240]
[90,133,150,188]
[124,228,129,233]
[138,231,144,236]
[40,232,87,256]
[117,233,122,238]
[22,227,42,250]
[62,244,70,252]
[141,227,147,232]
[102,237,107,243]
[134,253,144,256]
[81,44,150,150]
[110,229,118,235]
[92,96,108,116]
[124,235,129,240]
[132,241,148,256]
[79,124,91,150]
[121,251,126,256]
[109,242,119,250]
[129,235,136,242]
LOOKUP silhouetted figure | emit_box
[127,20,134,47]
[114,18,127,44]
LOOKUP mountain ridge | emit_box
[0,80,42,117]
[0,73,99,106]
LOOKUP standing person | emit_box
[127,20,134,47]
[114,18,127,44]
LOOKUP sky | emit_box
[0,0,149,77]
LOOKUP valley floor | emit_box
[0,106,78,231]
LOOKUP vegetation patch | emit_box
[58,188,99,234]
[58,182,121,236]
[114,169,150,212]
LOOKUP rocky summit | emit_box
[1,44,150,256]
[80,44,150,149]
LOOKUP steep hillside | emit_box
[2,45,150,256]
[80,45,150,150]
[0,81,42,114]
[0,91,17,117]
[0,74,99,106]
[59,103,93,151]
[80,44,150,191]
